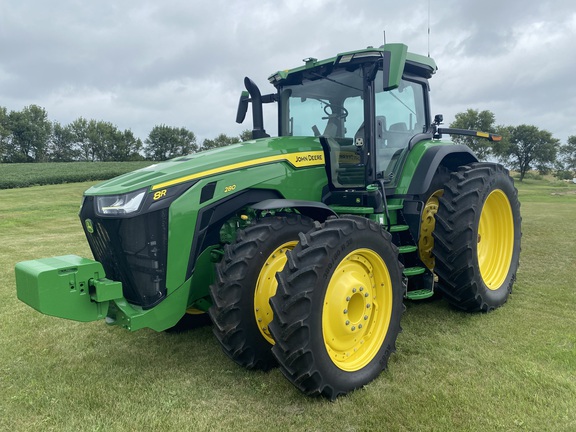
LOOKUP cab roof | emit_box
[268,43,437,86]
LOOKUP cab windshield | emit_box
[279,67,426,186]
[279,68,364,138]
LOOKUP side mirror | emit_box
[382,44,408,91]
[236,91,249,124]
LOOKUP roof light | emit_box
[268,70,288,84]
[336,49,383,65]
[303,57,318,66]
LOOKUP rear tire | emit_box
[417,165,451,271]
[209,215,314,370]
[433,163,521,312]
[270,216,404,399]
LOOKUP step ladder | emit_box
[329,202,435,300]
[385,205,434,300]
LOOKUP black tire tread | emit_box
[432,162,521,312]
[209,215,314,370]
[270,216,404,399]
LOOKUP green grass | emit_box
[0,162,154,189]
[1,179,575,431]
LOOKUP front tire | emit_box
[433,163,521,312]
[270,216,404,399]
[209,215,314,370]
[164,310,211,333]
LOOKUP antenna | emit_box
[383,29,386,46]
[427,0,431,57]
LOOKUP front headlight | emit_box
[95,189,147,216]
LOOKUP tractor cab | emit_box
[238,44,436,193]
[276,58,430,191]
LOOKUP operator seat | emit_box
[353,116,387,148]
[380,122,413,178]
[387,122,410,148]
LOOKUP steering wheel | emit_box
[323,104,348,120]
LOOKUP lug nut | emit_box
[343,309,348,314]
[346,296,351,301]
[345,320,350,326]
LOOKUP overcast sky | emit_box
[1,0,575,145]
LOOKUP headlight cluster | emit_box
[95,189,146,215]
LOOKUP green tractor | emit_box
[15,43,521,399]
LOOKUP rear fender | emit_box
[406,145,478,195]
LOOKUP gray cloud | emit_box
[431,1,576,140]
[1,0,574,143]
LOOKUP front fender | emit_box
[250,198,337,222]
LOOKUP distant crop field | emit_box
[0,161,154,189]
[1,178,575,431]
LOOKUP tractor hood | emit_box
[84,136,324,196]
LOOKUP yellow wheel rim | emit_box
[418,190,443,270]
[478,189,514,290]
[185,308,206,315]
[322,249,393,372]
[254,241,297,345]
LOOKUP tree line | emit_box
[449,109,576,181]
[0,105,251,163]
[1,104,575,181]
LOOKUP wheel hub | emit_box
[478,189,514,290]
[322,249,392,372]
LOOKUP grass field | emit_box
[0,161,154,189]
[1,178,575,431]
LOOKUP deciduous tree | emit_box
[86,120,142,161]
[118,130,144,161]
[50,122,78,161]
[69,117,92,161]
[0,107,9,162]
[558,135,576,174]
[449,109,499,159]
[144,125,197,161]
[86,120,117,161]
[6,105,52,162]
[239,129,253,142]
[493,124,559,181]
[202,133,241,150]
